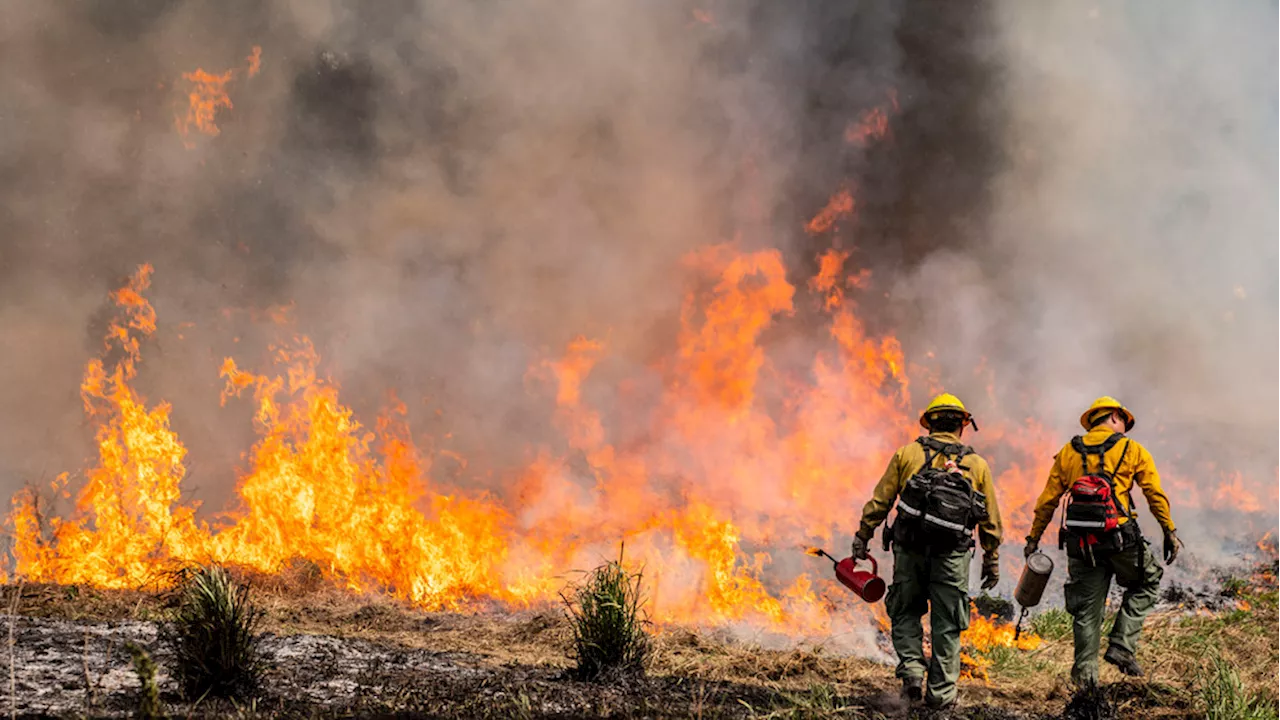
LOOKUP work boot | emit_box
[925,695,956,711]
[1103,644,1144,676]
[901,677,923,703]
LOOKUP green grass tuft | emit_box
[562,548,651,681]
[165,564,265,700]
[125,642,161,720]
[1200,656,1279,720]
[1030,607,1073,642]
[1221,576,1250,598]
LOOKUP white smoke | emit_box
[899,1,1278,569]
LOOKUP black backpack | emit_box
[888,437,989,552]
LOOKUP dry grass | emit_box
[2,564,1275,719]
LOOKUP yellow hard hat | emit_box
[1080,396,1135,432]
[919,393,976,430]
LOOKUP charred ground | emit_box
[3,553,1275,719]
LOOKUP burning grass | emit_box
[2,267,1276,717]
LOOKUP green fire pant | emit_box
[886,545,971,707]
[1063,534,1164,685]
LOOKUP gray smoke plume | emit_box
[0,0,908,509]
[893,2,1278,564]
[0,0,1273,587]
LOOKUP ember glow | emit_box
[845,90,899,147]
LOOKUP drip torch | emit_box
[1013,551,1055,640]
[806,547,886,603]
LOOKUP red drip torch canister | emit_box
[835,556,886,603]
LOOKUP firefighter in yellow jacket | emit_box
[1024,397,1181,685]
[851,393,1003,708]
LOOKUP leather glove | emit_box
[1024,536,1039,558]
[1163,529,1183,565]
[981,557,999,590]
[851,534,870,561]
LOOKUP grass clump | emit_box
[126,642,161,720]
[1031,607,1073,642]
[1221,576,1250,598]
[165,564,264,700]
[1200,656,1279,720]
[562,549,650,681]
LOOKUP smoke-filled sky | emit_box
[0,0,1274,548]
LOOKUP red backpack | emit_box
[1060,433,1133,562]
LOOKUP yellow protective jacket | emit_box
[856,432,1004,560]
[1028,429,1176,541]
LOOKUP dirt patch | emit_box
[2,579,1272,718]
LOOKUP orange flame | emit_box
[845,89,899,146]
[805,189,854,235]
[5,241,1276,640]
[960,605,1041,681]
[175,46,262,146]
[246,46,263,78]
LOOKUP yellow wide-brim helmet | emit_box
[1079,396,1135,432]
[919,393,976,430]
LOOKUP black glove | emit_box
[851,534,870,561]
[1163,529,1183,565]
[1024,536,1039,558]
[981,557,999,590]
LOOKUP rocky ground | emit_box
[1,558,1275,719]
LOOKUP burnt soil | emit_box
[0,577,1273,719]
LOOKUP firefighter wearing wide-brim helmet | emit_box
[850,393,1002,710]
[1078,396,1134,432]
[919,393,979,432]
[1024,397,1179,686]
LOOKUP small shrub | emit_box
[1222,576,1249,599]
[1031,608,1073,642]
[165,564,264,700]
[985,643,1051,680]
[126,642,161,720]
[562,550,650,681]
[1200,656,1278,720]
[974,593,1014,622]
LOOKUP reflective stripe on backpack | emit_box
[897,501,923,517]
[1064,519,1109,529]
[1060,434,1134,563]
[923,513,967,532]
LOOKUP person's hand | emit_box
[851,534,869,561]
[981,556,999,590]
[1163,529,1183,565]
[1024,536,1040,558]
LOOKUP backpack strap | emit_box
[918,436,974,460]
[915,436,939,472]
[1069,434,1133,518]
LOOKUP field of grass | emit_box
[2,564,1276,719]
